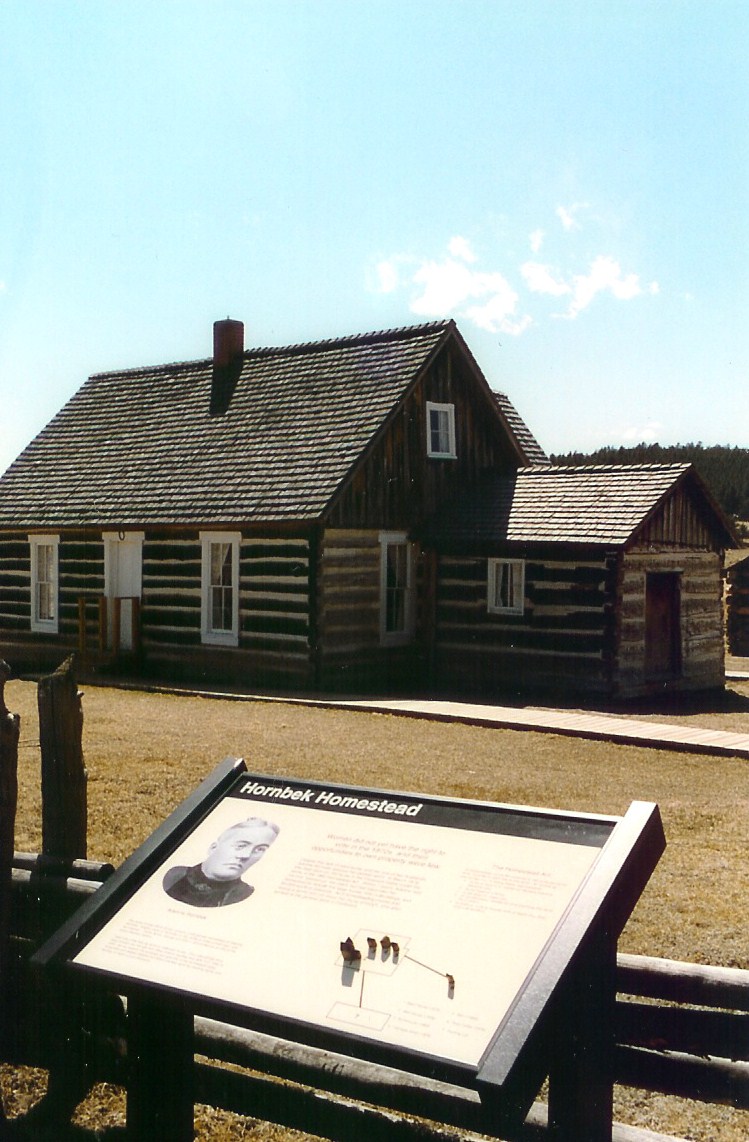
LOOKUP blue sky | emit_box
[1,0,747,474]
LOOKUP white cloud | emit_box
[374,259,400,294]
[621,420,661,443]
[447,235,477,263]
[371,223,657,336]
[467,299,532,335]
[522,254,654,317]
[521,260,570,297]
[410,258,481,314]
[410,256,530,336]
[556,203,584,231]
[464,278,531,335]
[565,255,643,318]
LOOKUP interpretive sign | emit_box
[75,771,611,1068]
[34,758,665,1140]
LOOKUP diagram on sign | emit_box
[329,928,455,1031]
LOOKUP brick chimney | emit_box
[211,318,244,415]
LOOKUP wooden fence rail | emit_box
[6,862,749,1141]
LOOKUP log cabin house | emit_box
[0,318,738,699]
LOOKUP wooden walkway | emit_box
[245,693,749,759]
[320,697,749,758]
[116,677,749,760]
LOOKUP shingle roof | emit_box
[492,392,549,465]
[424,462,712,547]
[0,321,456,529]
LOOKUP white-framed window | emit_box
[426,401,456,459]
[487,558,525,615]
[29,535,59,633]
[200,532,241,646]
[380,532,415,645]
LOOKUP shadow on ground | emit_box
[2,1120,125,1141]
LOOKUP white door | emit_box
[103,532,144,650]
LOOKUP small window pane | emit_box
[38,544,51,580]
[386,543,408,633]
[37,544,55,620]
[430,408,449,454]
[38,582,53,621]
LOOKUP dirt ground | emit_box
[2,674,748,1141]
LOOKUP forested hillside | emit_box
[550,443,749,520]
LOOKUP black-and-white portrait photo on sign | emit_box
[163,817,279,908]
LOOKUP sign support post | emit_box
[127,992,194,1142]
[546,927,616,1141]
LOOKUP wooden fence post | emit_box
[112,598,121,656]
[78,596,85,656]
[98,596,107,653]
[132,596,142,656]
[38,656,87,860]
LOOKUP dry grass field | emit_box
[2,675,749,1141]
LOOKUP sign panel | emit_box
[70,771,616,1071]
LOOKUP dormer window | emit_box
[426,402,456,459]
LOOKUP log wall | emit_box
[0,531,29,637]
[0,525,427,691]
[0,529,314,688]
[139,532,313,687]
[315,529,423,691]
[615,550,725,696]
[0,530,104,672]
[432,552,617,697]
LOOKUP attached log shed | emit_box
[423,463,737,699]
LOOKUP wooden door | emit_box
[645,572,682,679]
[104,533,143,650]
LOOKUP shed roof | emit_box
[0,319,529,530]
[424,463,737,549]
